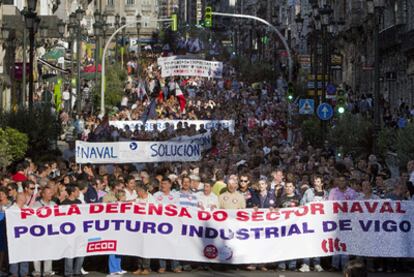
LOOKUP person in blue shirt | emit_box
[251,178,277,208]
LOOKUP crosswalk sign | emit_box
[299,99,315,115]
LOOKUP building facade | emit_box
[290,0,414,109]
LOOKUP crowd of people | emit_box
[1,46,414,277]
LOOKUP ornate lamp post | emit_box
[121,16,126,67]
[136,14,141,77]
[367,0,385,154]
[295,13,304,53]
[114,14,120,62]
[24,0,40,111]
[74,7,85,114]
[93,11,102,104]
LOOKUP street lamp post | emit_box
[136,14,141,78]
[295,13,304,53]
[114,14,120,63]
[75,7,85,115]
[121,16,126,67]
[368,0,385,155]
[93,11,102,110]
[24,0,40,111]
[319,4,333,104]
[68,21,76,114]
[313,14,321,106]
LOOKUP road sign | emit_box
[299,99,314,115]
[327,84,336,95]
[317,103,334,121]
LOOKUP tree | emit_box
[3,127,28,161]
[0,106,60,159]
[93,64,127,112]
[301,117,323,147]
[328,114,373,157]
[395,123,414,166]
[0,127,28,170]
[377,127,397,158]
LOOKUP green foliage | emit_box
[395,123,414,166]
[230,57,276,83]
[0,106,60,159]
[328,114,373,157]
[377,127,397,158]
[0,127,28,169]
[0,130,12,170]
[3,127,28,161]
[301,117,323,147]
[94,64,127,113]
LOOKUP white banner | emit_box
[170,132,212,152]
[6,201,414,264]
[75,140,202,164]
[109,120,235,134]
[161,59,223,78]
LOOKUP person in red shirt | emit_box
[12,163,28,183]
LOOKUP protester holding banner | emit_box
[237,174,255,208]
[251,178,276,209]
[276,179,301,271]
[328,176,358,271]
[153,177,181,273]
[0,187,10,276]
[133,182,153,275]
[61,185,84,277]
[218,177,246,210]
[8,193,29,277]
[32,187,56,277]
[197,180,218,210]
[299,175,328,273]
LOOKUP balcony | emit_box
[379,25,403,51]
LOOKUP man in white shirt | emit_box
[32,188,56,276]
[153,178,181,273]
[178,176,198,208]
[133,183,154,275]
[124,176,138,201]
[197,180,218,210]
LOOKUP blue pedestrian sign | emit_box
[317,103,334,121]
[299,99,314,115]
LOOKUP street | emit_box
[81,271,413,277]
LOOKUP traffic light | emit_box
[336,88,346,114]
[171,13,178,32]
[205,6,212,28]
[287,82,294,102]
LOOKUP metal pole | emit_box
[76,32,81,114]
[313,32,319,108]
[22,27,27,109]
[212,12,294,82]
[100,19,171,115]
[115,32,118,63]
[28,26,34,111]
[94,33,100,109]
[137,28,140,78]
[70,37,74,115]
[321,26,327,104]
[373,9,381,154]
[121,27,125,68]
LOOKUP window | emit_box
[107,0,114,6]
[126,0,135,5]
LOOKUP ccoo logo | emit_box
[86,239,117,253]
[321,238,347,253]
[129,142,138,150]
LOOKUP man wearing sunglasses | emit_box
[238,174,255,208]
[23,180,38,207]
